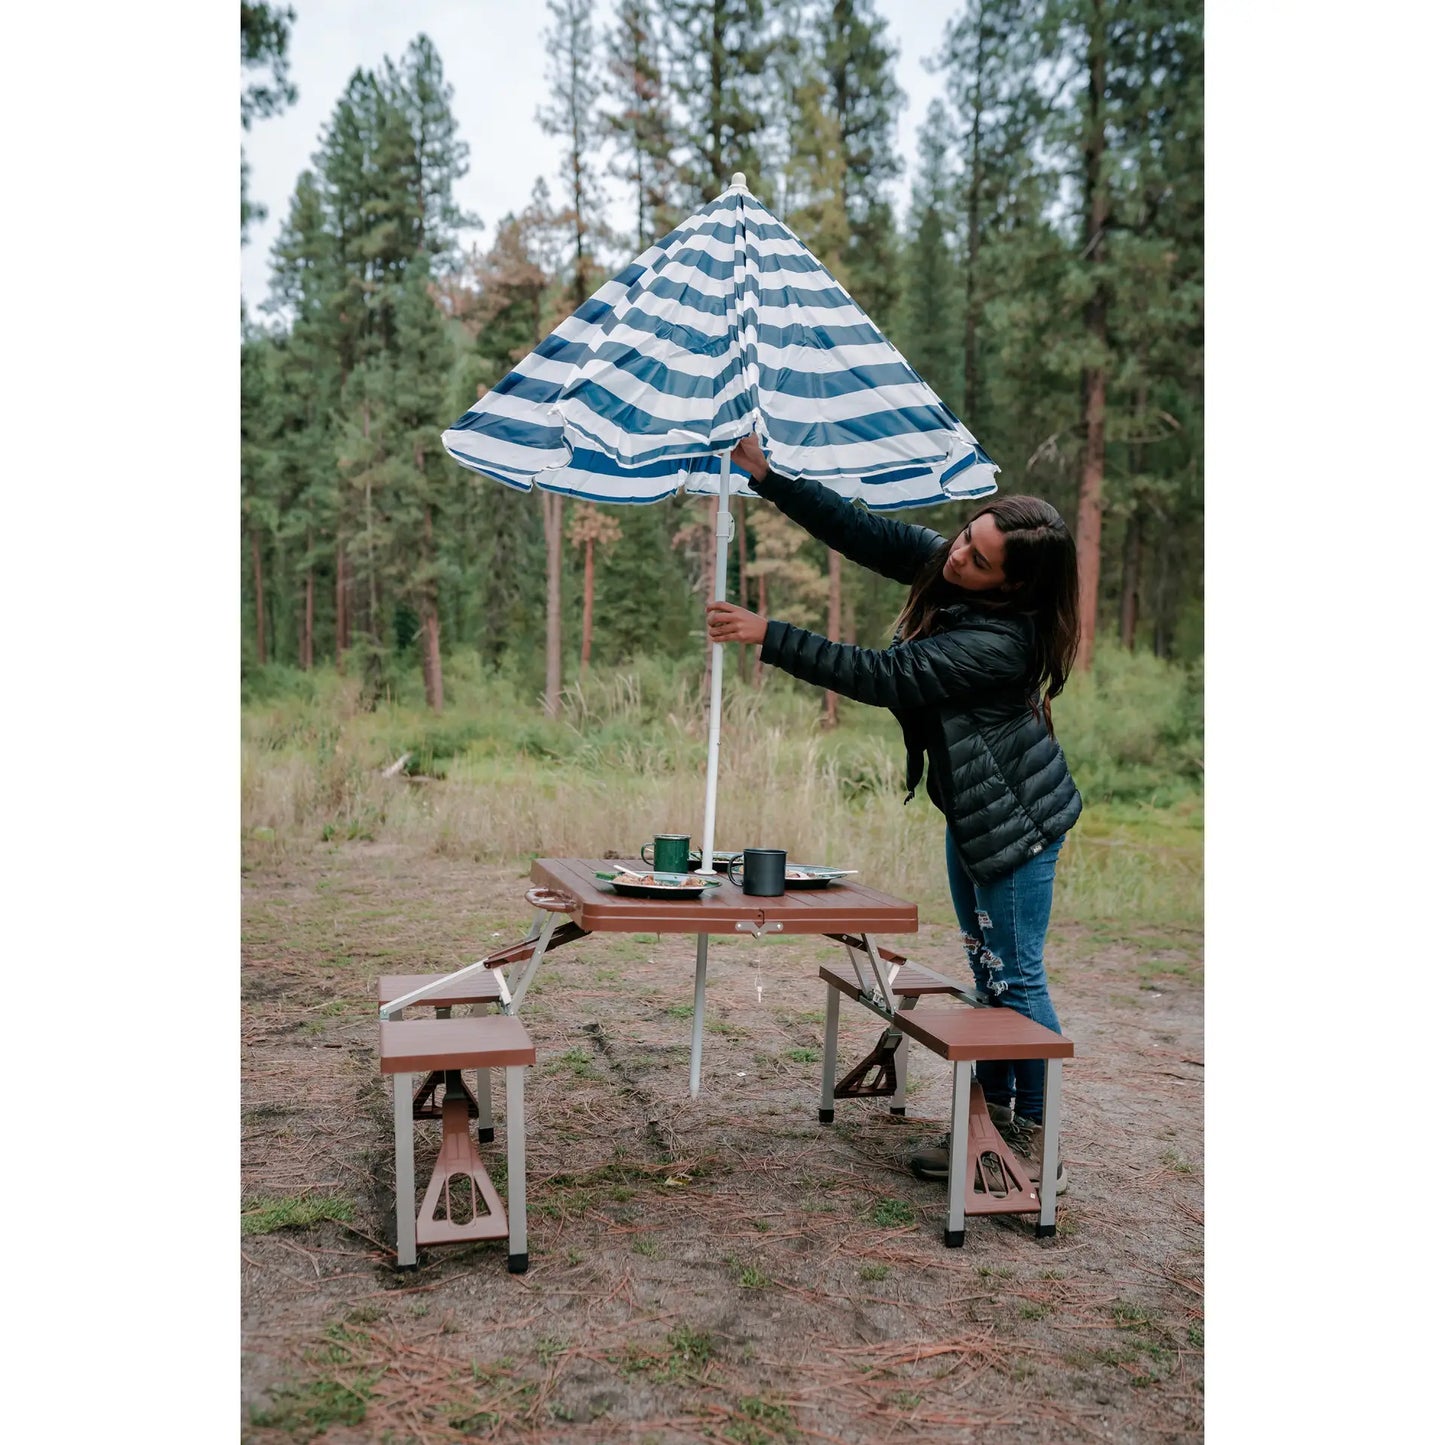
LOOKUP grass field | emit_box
[242,642,1202,941]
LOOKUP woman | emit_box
[706,435,1082,1192]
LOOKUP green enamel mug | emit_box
[641,834,691,873]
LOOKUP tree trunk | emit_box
[421,611,444,710]
[251,529,267,667]
[1075,2,1109,674]
[735,497,750,679]
[1119,512,1143,652]
[543,492,565,716]
[302,566,314,671]
[1153,527,1172,659]
[1119,387,1148,652]
[580,537,595,675]
[822,549,842,727]
[420,500,444,713]
[335,539,349,662]
[362,401,380,647]
[708,7,724,196]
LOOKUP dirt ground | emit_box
[241,841,1203,1444]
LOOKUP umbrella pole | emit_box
[698,454,733,875]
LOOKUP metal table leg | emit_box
[689,933,709,1098]
[944,1062,971,1247]
[393,1071,417,1268]
[891,996,917,1115]
[506,1064,528,1273]
[819,983,841,1123]
[471,1002,495,1143]
[1036,1056,1063,1238]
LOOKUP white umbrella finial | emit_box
[730,172,748,190]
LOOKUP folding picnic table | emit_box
[379,858,919,1096]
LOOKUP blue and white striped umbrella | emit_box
[442,174,998,509]
[442,171,998,936]
[435,175,1000,1098]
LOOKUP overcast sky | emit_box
[240,0,962,308]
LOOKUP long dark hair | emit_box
[893,495,1080,730]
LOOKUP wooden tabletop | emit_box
[530,858,919,936]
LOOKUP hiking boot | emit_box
[906,1103,1015,1183]
[1003,1116,1068,1196]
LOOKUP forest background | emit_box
[240,0,1203,923]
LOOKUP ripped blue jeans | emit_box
[945,831,1066,1123]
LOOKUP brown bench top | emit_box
[531,857,918,936]
[820,964,1072,1062]
[378,972,502,1007]
[379,1015,536,1074]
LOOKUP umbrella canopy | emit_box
[441,173,999,876]
[442,174,998,507]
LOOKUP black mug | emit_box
[727,848,787,897]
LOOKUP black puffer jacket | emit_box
[750,469,1082,883]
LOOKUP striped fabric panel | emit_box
[440,179,999,509]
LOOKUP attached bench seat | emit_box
[818,962,1072,1246]
[379,973,504,1132]
[820,964,1073,1060]
[379,1013,536,1273]
[377,972,503,1010]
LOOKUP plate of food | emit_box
[596,868,723,900]
[782,865,860,889]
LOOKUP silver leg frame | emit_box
[393,1071,417,1268]
[506,1064,528,1271]
[891,996,916,1114]
[819,982,841,1122]
[1036,1056,1063,1236]
[470,1003,495,1141]
[503,910,559,1013]
[944,1062,971,1246]
[689,933,709,1098]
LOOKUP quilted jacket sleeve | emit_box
[748,468,947,587]
[760,616,1032,709]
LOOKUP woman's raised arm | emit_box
[732,439,946,588]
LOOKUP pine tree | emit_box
[240,329,279,666]
[663,0,774,203]
[388,256,458,710]
[939,0,1048,431]
[815,0,902,326]
[385,35,478,265]
[784,67,849,276]
[567,504,624,675]
[538,0,608,309]
[1033,0,1203,668]
[538,0,613,716]
[898,103,957,404]
[255,36,475,696]
[603,0,680,250]
[267,169,343,668]
[241,3,298,241]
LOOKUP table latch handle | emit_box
[735,920,784,939]
[526,887,577,913]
